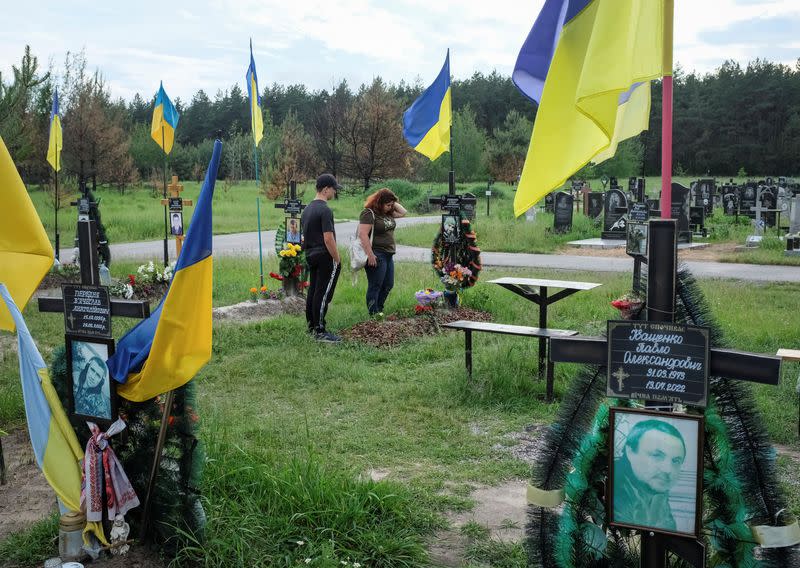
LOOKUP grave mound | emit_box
[342,307,492,348]
[212,296,306,324]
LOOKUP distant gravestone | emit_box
[723,193,737,216]
[740,183,757,217]
[670,183,692,243]
[602,189,627,239]
[544,193,554,214]
[525,205,537,223]
[626,202,649,256]
[697,178,715,217]
[689,206,706,236]
[646,198,661,218]
[587,192,604,220]
[553,192,574,233]
[788,197,800,234]
[760,189,777,228]
[609,176,620,189]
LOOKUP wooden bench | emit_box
[442,320,578,400]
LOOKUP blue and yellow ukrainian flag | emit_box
[46,89,62,171]
[106,140,222,402]
[151,82,180,155]
[246,41,264,146]
[512,0,665,216]
[0,283,82,511]
[0,137,53,331]
[403,50,451,161]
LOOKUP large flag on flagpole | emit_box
[511,0,664,216]
[46,89,62,171]
[150,82,180,155]
[246,40,264,146]
[0,137,54,331]
[0,283,83,511]
[402,50,452,161]
[106,140,222,402]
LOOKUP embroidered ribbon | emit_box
[81,418,140,523]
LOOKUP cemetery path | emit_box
[75,216,800,283]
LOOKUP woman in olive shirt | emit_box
[357,188,407,316]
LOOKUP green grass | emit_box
[0,514,58,568]
[28,180,435,246]
[1,257,798,565]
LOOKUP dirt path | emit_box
[560,242,741,262]
[0,430,56,542]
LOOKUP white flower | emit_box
[304,560,312,565]
[124,284,134,299]
[353,564,361,568]
[296,540,305,546]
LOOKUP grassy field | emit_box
[1,255,799,566]
[28,175,800,265]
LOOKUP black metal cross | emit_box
[38,217,150,323]
[428,171,477,219]
[549,219,782,568]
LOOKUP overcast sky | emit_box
[2,0,798,103]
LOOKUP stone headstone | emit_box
[670,183,691,243]
[586,192,604,220]
[740,183,757,217]
[544,193,554,214]
[760,189,777,228]
[524,205,537,223]
[553,192,574,233]
[602,189,628,239]
[789,197,800,234]
[626,203,649,257]
[723,193,737,216]
[646,198,661,218]
[690,206,706,236]
[609,176,621,189]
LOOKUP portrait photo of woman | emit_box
[69,338,115,421]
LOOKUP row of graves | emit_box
[544,175,800,255]
[522,217,800,566]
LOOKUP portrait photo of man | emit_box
[442,215,459,244]
[170,212,183,236]
[610,409,702,536]
[69,338,115,421]
[286,218,301,244]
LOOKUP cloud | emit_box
[0,0,797,102]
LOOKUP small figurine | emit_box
[109,514,130,556]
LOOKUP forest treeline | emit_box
[1,46,798,196]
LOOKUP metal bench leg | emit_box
[465,330,473,380]
[546,343,554,402]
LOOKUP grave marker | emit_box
[586,192,604,220]
[160,176,193,258]
[626,202,649,256]
[670,183,692,243]
[553,192,574,233]
[275,180,306,250]
[547,219,785,568]
[602,189,628,239]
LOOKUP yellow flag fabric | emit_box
[47,90,62,172]
[0,136,54,331]
[116,256,213,401]
[513,0,664,216]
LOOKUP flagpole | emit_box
[659,0,674,218]
[257,197,264,288]
[162,126,170,267]
[54,156,60,262]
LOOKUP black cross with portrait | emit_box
[275,180,306,247]
[548,220,782,567]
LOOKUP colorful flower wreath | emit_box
[431,216,482,289]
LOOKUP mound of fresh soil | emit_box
[341,307,492,348]
[212,296,306,324]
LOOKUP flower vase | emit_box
[443,289,459,308]
[282,277,300,297]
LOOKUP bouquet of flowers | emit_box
[440,263,473,292]
[415,288,443,307]
[610,291,645,319]
[272,243,305,281]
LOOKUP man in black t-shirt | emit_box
[301,173,342,342]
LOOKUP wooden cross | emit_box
[548,219,782,568]
[160,176,193,258]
